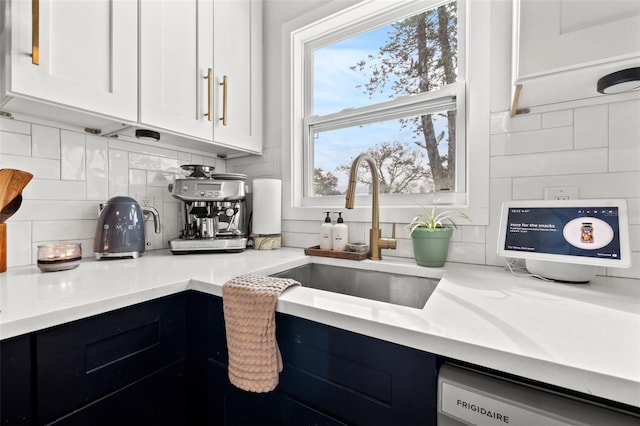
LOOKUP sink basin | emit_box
[272,263,439,309]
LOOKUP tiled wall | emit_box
[228,98,640,279]
[0,116,225,268]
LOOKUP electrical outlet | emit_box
[140,195,154,208]
[544,187,579,200]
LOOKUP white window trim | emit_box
[281,0,490,225]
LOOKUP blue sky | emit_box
[313,26,394,116]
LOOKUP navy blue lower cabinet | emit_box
[2,291,437,426]
[47,359,187,426]
[190,293,438,426]
[277,314,437,426]
[0,334,32,425]
[36,293,188,425]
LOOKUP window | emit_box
[307,1,463,198]
[283,0,491,225]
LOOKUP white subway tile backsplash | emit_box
[129,169,148,203]
[32,220,97,242]
[574,104,608,149]
[627,198,640,225]
[227,160,274,177]
[31,124,60,159]
[0,154,60,179]
[85,135,108,201]
[10,200,99,221]
[349,221,367,244]
[129,152,184,174]
[461,226,486,244]
[129,169,147,185]
[22,180,86,200]
[607,252,640,279]
[162,202,180,247]
[629,224,640,252]
[61,130,86,181]
[108,138,179,159]
[4,116,229,267]
[262,147,274,164]
[397,238,414,258]
[5,98,638,276]
[204,156,225,173]
[227,153,263,167]
[542,110,573,129]
[512,172,640,200]
[490,126,573,156]
[490,148,607,178]
[178,151,192,161]
[490,112,541,135]
[282,219,319,234]
[190,154,205,165]
[487,178,512,266]
[108,150,129,197]
[447,242,485,265]
[609,99,640,173]
[0,131,31,156]
[0,117,30,134]
[147,171,178,188]
[6,221,32,267]
[273,147,282,179]
[282,231,316,249]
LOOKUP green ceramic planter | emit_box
[411,227,453,267]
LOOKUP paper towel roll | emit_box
[252,179,281,235]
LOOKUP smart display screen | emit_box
[503,206,622,261]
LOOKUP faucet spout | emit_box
[345,153,396,260]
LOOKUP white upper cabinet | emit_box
[212,0,263,154]
[139,0,214,141]
[512,0,640,111]
[5,0,137,122]
[139,0,263,154]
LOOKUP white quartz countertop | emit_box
[1,248,639,408]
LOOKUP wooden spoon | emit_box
[0,194,22,223]
[0,169,33,212]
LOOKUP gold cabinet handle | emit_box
[32,0,39,65]
[204,68,212,121]
[220,75,228,126]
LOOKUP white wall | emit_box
[227,0,640,279]
[0,116,225,267]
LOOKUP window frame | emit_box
[282,0,491,225]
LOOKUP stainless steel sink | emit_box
[272,263,439,309]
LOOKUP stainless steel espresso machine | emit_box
[168,165,248,254]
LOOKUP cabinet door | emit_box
[139,0,214,141]
[0,335,32,425]
[9,0,137,121]
[48,360,187,426]
[511,0,640,108]
[515,0,640,80]
[213,0,263,154]
[36,293,187,424]
[190,293,437,426]
[277,314,437,426]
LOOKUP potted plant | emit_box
[408,205,470,267]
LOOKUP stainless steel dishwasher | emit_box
[437,364,640,425]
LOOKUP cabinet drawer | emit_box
[36,293,187,423]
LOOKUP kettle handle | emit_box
[143,206,161,234]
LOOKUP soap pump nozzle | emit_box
[323,211,332,223]
[334,211,344,224]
